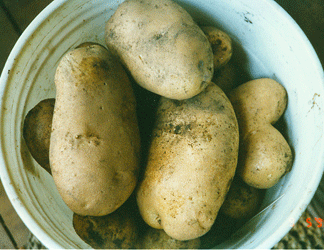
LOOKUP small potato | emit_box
[50,43,141,216]
[105,0,214,100]
[201,26,232,71]
[140,227,201,249]
[23,98,55,174]
[229,78,293,189]
[73,199,139,249]
[136,82,239,241]
[212,62,248,95]
[219,177,263,220]
[199,213,237,248]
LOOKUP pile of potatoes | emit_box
[23,0,293,248]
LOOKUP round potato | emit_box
[136,82,239,241]
[212,62,248,95]
[105,0,214,100]
[201,26,232,71]
[229,78,293,189]
[219,177,263,220]
[50,43,141,216]
[73,200,139,249]
[139,227,201,249]
[199,213,237,249]
[23,98,55,174]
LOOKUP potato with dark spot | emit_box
[73,200,139,249]
[220,177,263,220]
[105,0,214,100]
[229,78,293,189]
[201,26,232,71]
[50,43,141,216]
[139,227,200,249]
[136,82,239,241]
[23,98,55,174]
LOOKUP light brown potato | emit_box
[105,0,214,100]
[219,177,263,220]
[139,227,201,249]
[50,43,141,216]
[201,26,232,71]
[229,78,293,189]
[23,97,140,249]
[136,82,239,241]
[23,98,55,174]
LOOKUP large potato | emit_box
[105,0,214,100]
[136,82,239,241]
[23,98,55,174]
[50,43,141,216]
[23,97,140,248]
[229,78,293,189]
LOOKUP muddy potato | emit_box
[140,227,201,249]
[73,213,137,249]
[105,0,214,100]
[201,26,232,71]
[73,199,139,249]
[212,63,237,95]
[50,43,141,216]
[136,82,239,241]
[212,62,248,95]
[220,177,263,220]
[23,98,55,174]
[229,78,293,189]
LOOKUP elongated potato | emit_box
[23,98,55,174]
[229,78,293,189]
[50,43,141,216]
[23,97,141,248]
[105,0,214,100]
[136,83,239,241]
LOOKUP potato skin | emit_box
[105,0,213,100]
[50,44,140,216]
[201,26,232,71]
[229,78,293,189]
[23,98,55,174]
[136,83,239,241]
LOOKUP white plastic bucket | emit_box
[0,0,324,248]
